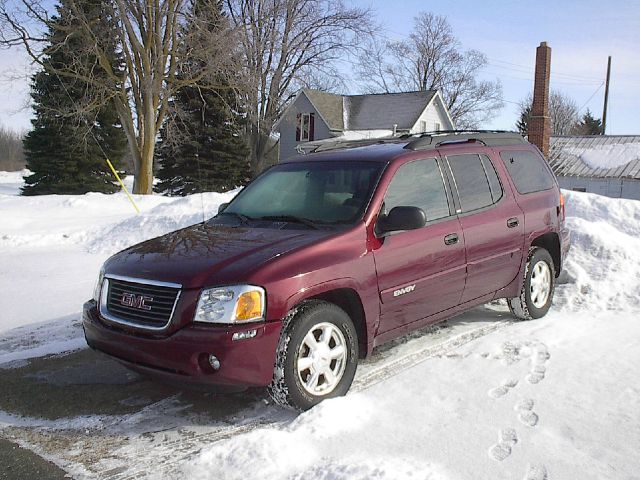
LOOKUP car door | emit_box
[443,151,525,303]
[373,157,467,335]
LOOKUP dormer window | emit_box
[296,113,315,142]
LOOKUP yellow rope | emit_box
[106,159,140,214]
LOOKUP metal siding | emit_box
[621,179,640,200]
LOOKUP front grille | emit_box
[103,277,181,329]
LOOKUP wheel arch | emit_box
[531,232,561,277]
[308,288,368,359]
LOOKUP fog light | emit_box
[208,354,221,371]
[232,329,258,341]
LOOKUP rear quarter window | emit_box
[500,150,555,194]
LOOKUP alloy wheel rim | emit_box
[296,322,347,396]
[530,260,552,308]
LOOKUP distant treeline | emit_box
[0,124,25,171]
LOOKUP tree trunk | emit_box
[249,125,269,177]
[133,140,155,194]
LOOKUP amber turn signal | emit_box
[235,290,263,321]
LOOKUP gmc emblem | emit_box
[120,292,154,311]
[393,284,416,297]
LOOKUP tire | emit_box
[508,247,556,320]
[268,300,359,410]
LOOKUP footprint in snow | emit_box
[523,463,548,480]
[488,378,519,398]
[488,428,518,461]
[515,398,539,427]
[527,343,550,384]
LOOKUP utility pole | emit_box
[602,56,612,135]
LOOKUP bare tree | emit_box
[356,12,503,128]
[0,122,25,170]
[1,0,235,193]
[517,90,580,136]
[225,0,374,175]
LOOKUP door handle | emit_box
[507,217,519,228]
[444,233,459,245]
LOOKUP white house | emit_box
[275,89,455,161]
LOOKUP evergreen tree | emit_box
[22,0,127,196]
[576,109,604,135]
[516,103,531,135]
[154,1,250,196]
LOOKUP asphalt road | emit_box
[0,438,68,480]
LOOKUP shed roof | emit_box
[548,136,640,179]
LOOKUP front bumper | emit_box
[82,301,282,388]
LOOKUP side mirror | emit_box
[218,202,229,214]
[377,206,426,234]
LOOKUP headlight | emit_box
[93,266,105,302]
[194,285,265,324]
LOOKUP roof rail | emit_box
[296,136,402,155]
[293,130,527,156]
[404,130,527,150]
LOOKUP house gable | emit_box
[409,92,455,133]
[277,91,333,162]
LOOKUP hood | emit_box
[104,223,333,289]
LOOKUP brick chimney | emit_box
[529,42,552,157]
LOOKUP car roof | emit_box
[282,131,531,165]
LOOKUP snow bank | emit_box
[0,169,30,196]
[0,174,236,337]
[557,190,640,312]
[0,185,237,254]
[187,398,446,480]
[579,143,640,170]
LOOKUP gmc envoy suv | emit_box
[83,131,570,410]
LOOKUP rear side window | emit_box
[500,150,555,194]
[384,159,450,222]
[447,154,496,212]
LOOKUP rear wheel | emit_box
[508,247,556,320]
[269,300,358,410]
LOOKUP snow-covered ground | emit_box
[0,171,639,479]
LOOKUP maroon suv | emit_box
[83,131,570,410]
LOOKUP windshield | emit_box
[222,161,385,226]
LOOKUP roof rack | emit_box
[296,136,403,155]
[404,130,527,150]
[294,130,527,156]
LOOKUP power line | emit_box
[577,82,605,113]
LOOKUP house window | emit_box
[296,113,315,142]
[434,122,441,131]
[420,120,427,133]
[572,187,587,192]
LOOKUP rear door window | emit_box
[500,150,555,194]
[447,154,495,212]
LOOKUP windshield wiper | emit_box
[218,211,253,224]
[257,215,320,230]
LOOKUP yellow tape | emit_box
[106,158,140,214]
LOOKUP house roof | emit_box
[303,89,344,131]
[301,89,438,132]
[548,135,640,179]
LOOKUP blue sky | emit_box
[1,0,638,134]
[352,0,640,134]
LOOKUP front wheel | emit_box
[508,247,556,320]
[269,300,358,410]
